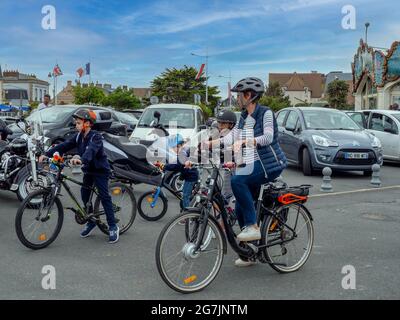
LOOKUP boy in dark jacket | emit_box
[39,109,119,243]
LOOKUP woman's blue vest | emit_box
[238,104,287,178]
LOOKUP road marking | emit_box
[310,185,400,198]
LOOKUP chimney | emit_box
[67,80,72,86]
[123,85,128,91]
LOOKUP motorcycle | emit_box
[0,117,52,202]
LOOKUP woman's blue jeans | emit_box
[231,161,280,229]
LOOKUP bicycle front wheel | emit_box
[15,189,64,250]
[156,212,225,294]
[261,203,314,273]
[94,182,137,235]
[138,190,168,221]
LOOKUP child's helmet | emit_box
[168,134,184,148]
[72,109,97,124]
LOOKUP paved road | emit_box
[0,164,399,299]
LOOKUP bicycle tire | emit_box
[138,190,168,221]
[15,189,64,250]
[156,211,225,294]
[260,203,314,273]
[94,182,137,235]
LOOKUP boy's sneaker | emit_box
[237,226,261,242]
[108,225,120,244]
[80,221,97,238]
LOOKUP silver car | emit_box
[276,107,383,176]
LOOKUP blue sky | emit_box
[1,0,399,99]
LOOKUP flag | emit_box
[85,63,91,75]
[53,64,63,76]
[195,63,205,80]
[76,67,85,78]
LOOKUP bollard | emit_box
[370,164,381,188]
[320,167,333,192]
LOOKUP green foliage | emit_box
[259,81,291,112]
[73,84,106,105]
[327,80,349,110]
[151,65,220,108]
[102,87,141,110]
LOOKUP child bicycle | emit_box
[15,154,137,250]
[155,160,314,293]
[137,163,202,221]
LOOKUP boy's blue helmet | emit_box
[168,134,184,148]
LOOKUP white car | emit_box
[362,109,400,161]
[129,104,207,145]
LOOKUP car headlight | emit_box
[371,136,381,148]
[312,135,339,147]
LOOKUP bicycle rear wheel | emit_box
[94,182,137,235]
[15,189,64,250]
[156,212,224,294]
[261,203,314,273]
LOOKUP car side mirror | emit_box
[285,124,296,132]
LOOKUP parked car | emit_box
[275,107,383,176]
[129,104,207,145]
[360,109,400,162]
[114,111,138,135]
[345,111,367,128]
[7,105,127,143]
[123,109,144,118]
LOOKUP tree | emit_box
[151,65,220,109]
[327,80,349,110]
[102,87,141,110]
[259,81,291,112]
[73,84,105,105]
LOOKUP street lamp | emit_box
[365,22,370,45]
[48,72,57,105]
[191,49,210,105]
[217,71,232,108]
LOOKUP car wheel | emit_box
[302,148,314,176]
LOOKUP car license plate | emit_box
[344,152,368,159]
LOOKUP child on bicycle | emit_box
[38,109,119,244]
[155,134,198,209]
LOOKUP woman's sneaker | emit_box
[237,226,261,242]
[80,221,97,238]
[108,225,120,244]
[234,258,256,267]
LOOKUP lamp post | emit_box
[218,71,232,108]
[191,49,210,105]
[365,22,370,46]
[48,72,57,105]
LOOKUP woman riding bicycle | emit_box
[206,77,287,266]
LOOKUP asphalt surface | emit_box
[0,163,399,300]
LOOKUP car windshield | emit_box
[28,106,76,123]
[303,109,361,130]
[138,108,195,129]
[115,111,138,124]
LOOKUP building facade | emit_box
[269,72,325,106]
[0,70,49,105]
[352,39,400,110]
